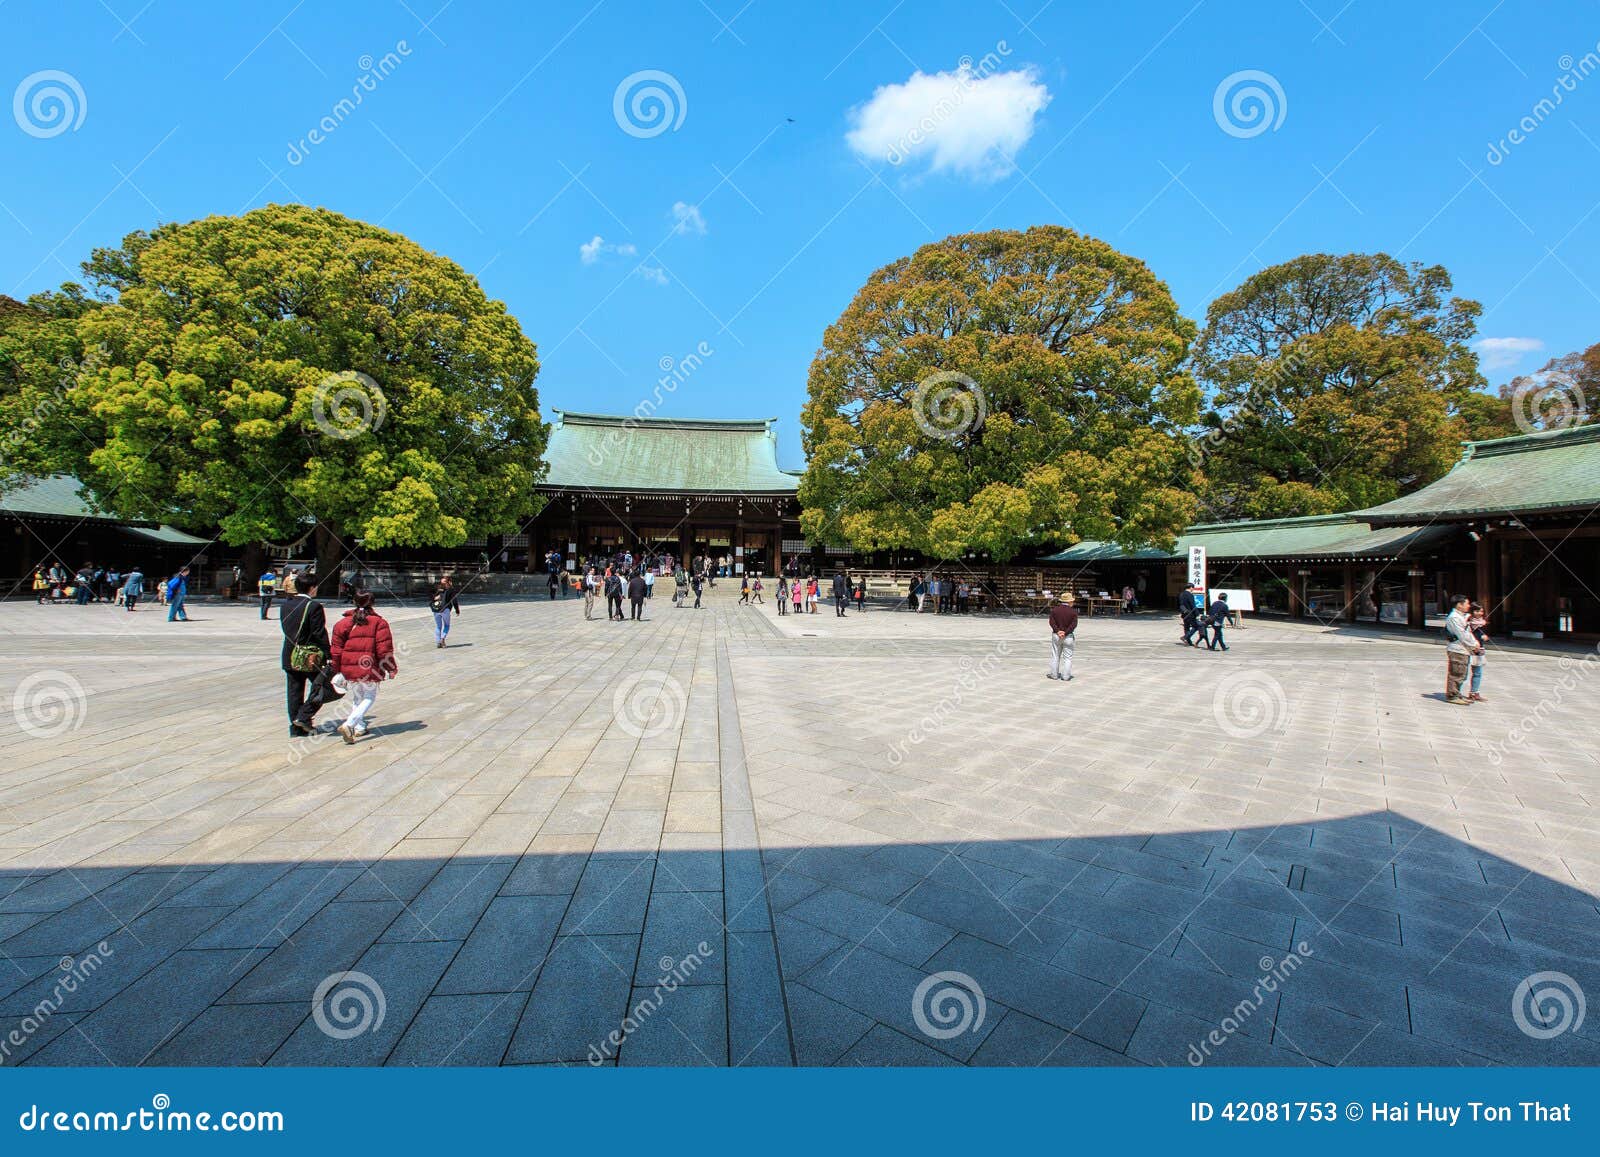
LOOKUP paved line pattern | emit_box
[0,593,1595,1065]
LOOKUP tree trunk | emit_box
[238,542,267,589]
[312,520,349,593]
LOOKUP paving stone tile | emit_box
[388,993,523,1066]
[837,1023,960,1066]
[380,861,514,942]
[145,1002,308,1065]
[636,891,725,985]
[506,934,638,1064]
[727,930,791,1065]
[970,1009,1141,1066]
[798,943,998,1062]
[28,948,272,1065]
[924,932,1147,1054]
[436,894,567,994]
[617,982,727,1066]
[784,982,872,1065]
[221,901,402,1005]
[560,857,655,935]
[268,939,460,1065]
[785,887,955,967]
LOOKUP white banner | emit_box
[1187,546,1207,590]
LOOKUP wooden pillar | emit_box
[1342,563,1356,622]
[1408,568,1425,630]
[1475,533,1493,612]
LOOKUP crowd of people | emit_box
[29,560,189,618]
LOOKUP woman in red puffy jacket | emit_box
[329,589,398,744]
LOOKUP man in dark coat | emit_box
[280,572,332,735]
[605,571,625,621]
[628,571,647,620]
[832,570,851,617]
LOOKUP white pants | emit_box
[1049,633,1075,679]
[344,680,379,733]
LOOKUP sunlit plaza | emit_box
[3,591,1596,1066]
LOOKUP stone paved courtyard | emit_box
[1,588,1597,1066]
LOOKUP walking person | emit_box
[1467,602,1490,701]
[691,570,704,609]
[430,575,462,648]
[1180,584,1206,647]
[628,571,647,620]
[583,567,599,620]
[854,577,867,612]
[165,567,190,621]
[122,565,144,612]
[1444,594,1479,705]
[32,566,50,604]
[258,567,278,620]
[751,575,764,604]
[776,575,788,616]
[791,577,804,614]
[643,567,655,602]
[606,570,625,620]
[330,590,398,744]
[1047,592,1078,682]
[832,569,850,617]
[280,572,331,736]
[1205,591,1231,651]
[547,566,561,600]
[738,575,750,605]
[673,564,688,608]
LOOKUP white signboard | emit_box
[1186,546,1207,590]
[1207,587,1254,612]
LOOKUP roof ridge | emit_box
[1465,421,1600,458]
[1187,513,1357,532]
[553,410,777,430]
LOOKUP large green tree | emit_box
[800,226,1200,560]
[0,205,546,580]
[1192,253,1494,520]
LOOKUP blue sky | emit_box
[5,0,1598,469]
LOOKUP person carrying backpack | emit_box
[430,576,461,647]
[330,589,398,744]
[258,568,278,620]
[166,567,190,621]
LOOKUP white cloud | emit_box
[638,264,669,286]
[1475,336,1543,372]
[672,201,706,235]
[846,63,1051,181]
[580,235,639,265]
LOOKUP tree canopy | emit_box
[1192,253,1497,520]
[1500,341,1596,433]
[799,226,1200,560]
[0,205,546,579]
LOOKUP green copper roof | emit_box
[1045,514,1455,564]
[1355,423,1600,523]
[539,411,799,495]
[0,475,128,522]
[1,475,208,545]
